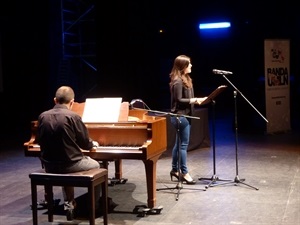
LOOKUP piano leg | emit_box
[143,155,161,208]
[108,160,128,185]
[114,160,122,180]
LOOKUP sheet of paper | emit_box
[82,97,122,122]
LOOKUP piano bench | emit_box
[29,168,108,225]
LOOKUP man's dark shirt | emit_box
[37,104,93,164]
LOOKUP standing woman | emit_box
[169,55,207,184]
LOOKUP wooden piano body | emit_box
[24,102,167,208]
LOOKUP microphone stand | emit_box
[211,74,268,190]
[130,100,205,201]
[151,111,205,200]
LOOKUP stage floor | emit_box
[0,115,299,225]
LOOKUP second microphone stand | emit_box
[130,101,204,201]
[153,112,204,201]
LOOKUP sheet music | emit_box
[82,97,122,122]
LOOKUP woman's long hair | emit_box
[169,55,193,88]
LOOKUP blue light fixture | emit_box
[199,22,231,30]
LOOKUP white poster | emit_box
[264,39,290,133]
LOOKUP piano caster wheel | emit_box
[30,199,61,210]
[120,178,128,184]
[109,178,128,186]
[133,205,163,217]
[149,205,163,215]
[133,205,148,217]
[108,179,115,186]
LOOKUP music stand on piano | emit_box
[82,97,129,186]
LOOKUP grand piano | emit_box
[24,101,167,209]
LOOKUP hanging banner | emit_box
[264,39,290,133]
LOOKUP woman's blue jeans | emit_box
[170,116,191,175]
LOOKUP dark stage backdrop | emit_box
[0,35,3,93]
[94,1,299,132]
[0,1,299,145]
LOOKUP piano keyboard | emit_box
[30,144,143,151]
[96,145,143,151]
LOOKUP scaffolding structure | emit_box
[58,0,97,98]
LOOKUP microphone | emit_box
[212,69,233,75]
[129,99,143,106]
[129,99,151,110]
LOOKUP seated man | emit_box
[37,85,114,220]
